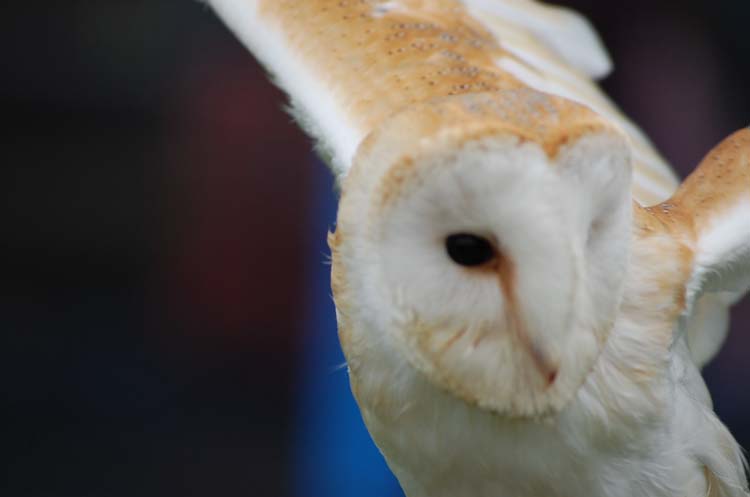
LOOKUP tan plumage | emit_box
[207,1,750,496]
[214,0,676,202]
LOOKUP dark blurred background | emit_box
[1,1,748,496]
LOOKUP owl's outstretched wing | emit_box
[639,129,750,368]
[681,130,750,366]
[207,0,677,204]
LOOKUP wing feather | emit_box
[461,0,613,79]
[683,129,750,310]
[207,0,678,203]
[648,129,750,367]
[207,0,366,175]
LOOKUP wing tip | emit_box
[550,5,613,79]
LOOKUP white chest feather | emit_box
[349,315,728,497]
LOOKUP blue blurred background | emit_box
[1,1,748,496]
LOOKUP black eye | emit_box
[445,234,495,267]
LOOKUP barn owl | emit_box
[206,0,750,496]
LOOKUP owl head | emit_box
[331,90,634,417]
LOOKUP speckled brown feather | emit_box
[651,128,750,237]
[259,0,524,131]
[634,128,750,315]
[256,0,614,159]
[637,129,750,246]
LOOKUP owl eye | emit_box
[445,234,495,267]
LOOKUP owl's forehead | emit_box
[352,91,613,210]
[437,90,603,153]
